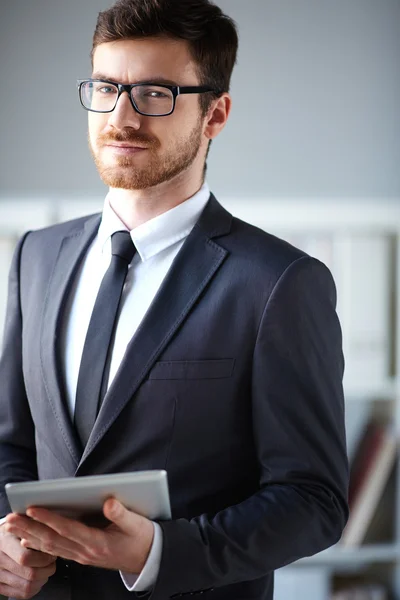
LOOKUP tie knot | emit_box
[111,231,136,263]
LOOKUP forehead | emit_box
[92,37,198,84]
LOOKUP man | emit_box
[0,0,349,598]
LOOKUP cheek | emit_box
[157,115,196,146]
[88,114,107,147]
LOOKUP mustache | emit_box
[98,130,159,148]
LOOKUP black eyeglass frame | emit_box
[77,79,222,116]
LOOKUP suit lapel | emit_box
[40,215,101,467]
[79,196,232,464]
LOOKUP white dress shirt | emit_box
[62,182,210,591]
[0,183,211,592]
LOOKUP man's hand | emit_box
[4,499,154,574]
[0,523,57,599]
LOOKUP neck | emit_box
[108,168,204,230]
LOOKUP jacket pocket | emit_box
[148,358,234,380]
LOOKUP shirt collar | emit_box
[97,183,211,262]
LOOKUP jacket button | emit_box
[60,560,70,580]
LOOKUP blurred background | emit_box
[1,1,400,598]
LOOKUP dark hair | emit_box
[91,0,238,114]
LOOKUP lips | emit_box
[106,143,148,149]
[104,143,149,156]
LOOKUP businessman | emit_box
[0,0,349,598]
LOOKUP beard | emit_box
[89,118,203,190]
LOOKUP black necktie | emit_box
[74,230,136,448]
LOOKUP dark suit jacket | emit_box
[0,194,349,600]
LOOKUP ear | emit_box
[203,93,232,141]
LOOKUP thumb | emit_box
[103,499,138,533]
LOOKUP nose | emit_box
[107,91,142,130]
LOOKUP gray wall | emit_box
[0,0,399,200]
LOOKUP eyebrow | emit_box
[91,73,180,86]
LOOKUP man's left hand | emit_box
[4,499,154,574]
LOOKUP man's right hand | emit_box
[0,523,57,599]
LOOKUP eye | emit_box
[145,90,168,99]
[95,85,117,95]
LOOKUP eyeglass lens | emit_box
[80,81,174,115]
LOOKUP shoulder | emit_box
[223,213,308,278]
[26,212,101,240]
[14,213,101,281]
[215,208,335,304]
[227,216,337,313]
[21,212,101,251]
[200,194,308,277]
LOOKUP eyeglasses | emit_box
[77,79,221,117]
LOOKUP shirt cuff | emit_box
[119,521,163,592]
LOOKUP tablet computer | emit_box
[5,470,171,526]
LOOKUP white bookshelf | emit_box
[0,196,399,599]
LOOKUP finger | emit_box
[0,550,38,582]
[103,499,142,534]
[0,580,42,599]
[5,524,56,557]
[19,538,81,565]
[15,558,57,581]
[19,527,80,559]
[0,561,55,585]
[5,513,33,530]
[5,526,46,553]
[0,533,56,568]
[19,534,78,559]
[26,508,97,546]
[6,513,51,540]
[0,551,55,584]
[26,508,119,568]
[6,514,81,556]
[6,520,82,560]
[0,568,44,599]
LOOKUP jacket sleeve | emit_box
[150,255,349,598]
[0,232,38,516]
